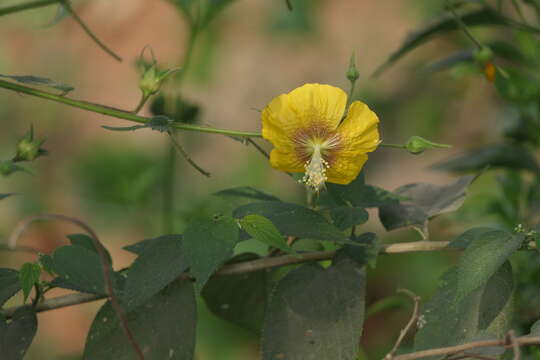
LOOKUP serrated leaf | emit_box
[67,233,112,265]
[214,186,280,202]
[456,230,523,301]
[122,235,187,311]
[337,232,380,269]
[123,237,162,255]
[414,263,513,359]
[182,215,240,292]
[0,268,21,306]
[379,175,475,238]
[262,257,366,360]
[84,279,196,360]
[240,214,296,255]
[234,201,347,243]
[433,144,540,174]
[0,307,37,360]
[327,176,402,208]
[330,206,369,231]
[39,254,55,276]
[374,7,540,77]
[0,74,73,94]
[49,245,111,295]
[202,253,268,333]
[18,263,41,303]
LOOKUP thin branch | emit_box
[2,240,454,318]
[448,353,497,360]
[246,138,269,159]
[7,214,145,360]
[61,0,122,62]
[0,0,60,16]
[385,289,421,360]
[508,330,521,360]
[0,78,263,138]
[446,1,483,49]
[392,336,540,360]
[167,131,211,177]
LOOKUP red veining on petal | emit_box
[290,124,343,165]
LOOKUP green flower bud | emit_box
[13,126,47,162]
[137,48,179,99]
[346,52,360,82]
[473,46,493,65]
[405,136,451,155]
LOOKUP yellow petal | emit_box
[286,84,347,130]
[326,153,368,184]
[269,149,304,173]
[261,84,348,150]
[337,100,380,154]
[326,101,380,184]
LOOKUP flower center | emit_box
[294,132,341,192]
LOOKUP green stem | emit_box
[61,0,122,62]
[0,0,60,16]
[133,93,149,114]
[379,143,405,149]
[0,79,262,137]
[446,1,483,49]
[162,140,176,233]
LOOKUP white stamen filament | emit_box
[301,145,329,192]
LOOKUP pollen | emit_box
[301,145,330,191]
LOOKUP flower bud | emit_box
[473,46,493,65]
[137,48,179,99]
[346,52,360,82]
[405,136,451,155]
[13,126,47,162]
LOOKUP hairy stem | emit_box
[0,79,262,137]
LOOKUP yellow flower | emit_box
[262,83,380,191]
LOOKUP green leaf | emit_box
[214,186,280,202]
[18,263,41,303]
[262,256,366,360]
[39,254,55,276]
[414,263,513,358]
[240,214,296,255]
[0,193,16,201]
[84,279,196,360]
[0,160,26,177]
[456,230,523,301]
[374,7,540,77]
[202,253,269,333]
[0,268,21,306]
[0,307,37,360]
[495,69,540,103]
[182,215,240,292]
[49,245,111,295]
[327,176,402,208]
[529,319,540,336]
[449,227,500,249]
[337,232,380,269]
[379,175,475,238]
[234,201,347,243]
[123,237,162,255]
[425,49,474,73]
[123,235,188,311]
[67,233,113,265]
[0,74,74,94]
[330,206,369,231]
[433,144,540,174]
[203,0,237,27]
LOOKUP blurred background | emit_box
[0,0,525,359]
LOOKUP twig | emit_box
[446,1,483,49]
[7,214,145,360]
[246,138,269,159]
[2,240,454,318]
[61,0,122,62]
[448,353,497,360]
[285,0,293,11]
[508,330,521,360]
[392,336,540,360]
[0,0,60,17]
[384,289,421,359]
[167,131,211,177]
